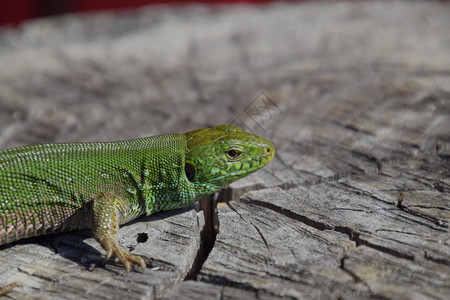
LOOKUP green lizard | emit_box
[0,125,274,294]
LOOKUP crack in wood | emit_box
[391,210,448,232]
[185,194,218,281]
[409,205,447,210]
[339,255,362,283]
[274,172,354,192]
[374,228,424,236]
[198,273,260,293]
[241,197,332,231]
[424,251,450,266]
[433,181,446,192]
[142,257,177,272]
[241,197,424,263]
[396,205,448,229]
[340,183,449,228]
[328,120,375,137]
[355,237,415,261]
[226,201,272,255]
[337,182,394,205]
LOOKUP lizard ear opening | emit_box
[185,163,196,182]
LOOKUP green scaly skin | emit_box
[0,125,274,286]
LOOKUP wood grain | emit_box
[0,1,448,299]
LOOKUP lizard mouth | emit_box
[213,152,274,182]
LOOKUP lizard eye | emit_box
[225,149,242,160]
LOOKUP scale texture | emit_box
[0,125,274,272]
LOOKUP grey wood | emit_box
[0,0,449,299]
[0,208,204,299]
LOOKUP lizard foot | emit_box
[98,237,146,272]
[0,282,21,296]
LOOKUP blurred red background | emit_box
[0,0,294,27]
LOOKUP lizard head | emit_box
[184,125,275,194]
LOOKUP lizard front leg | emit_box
[91,192,146,272]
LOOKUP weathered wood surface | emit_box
[0,1,449,299]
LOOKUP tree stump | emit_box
[0,1,448,299]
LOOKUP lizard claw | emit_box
[0,282,21,296]
[98,237,147,272]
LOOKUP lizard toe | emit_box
[98,237,146,272]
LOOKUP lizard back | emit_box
[0,133,186,245]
